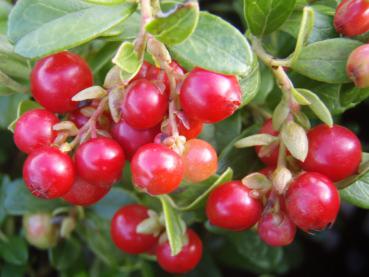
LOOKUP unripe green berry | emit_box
[347,44,369,88]
[23,213,58,249]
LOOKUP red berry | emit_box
[301,124,362,181]
[14,109,59,154]
[346,44,369,88]
[111,204,158,254]
[285,172,340,232]
[206,181,263,231]
[62,177,110,206]
[255,119,279,166]
[259,166,275,178]
[257,211,296,247]
[111,120,160,160]
[131,143,184,195]
[180,68,241,123]
[69,107,112,130]
[75,138,125,187]
[176,114,203,139]
[334,0,369,37]
[23,147,75,199]
[156,229,202,274]
[121,79,168,129]
[182,139,218,183]
[31,51,93,113]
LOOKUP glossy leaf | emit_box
[0,236,28,265]
[112,41,142,81]
[48,238,81,270]
[8,99,42,132]
[240,58,260,106]
[281,121,308,162]
[84,0,126,5]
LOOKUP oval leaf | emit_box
[281,121,308,162]
[0,236,28,265]
[272,98,290,131]
[235,134,277,148]
[112,41,142,81]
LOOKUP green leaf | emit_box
[84,0,126,5]
[213,112,242,151]
[244,0,297,36]
[48,238,81,270]
[170,12,253,76]
[88,187,136,220]
[112,41,142,82]
[0,236,28,265]
[296,88,333,126]
[239,58,260,106]
[159,195,186,256]
[0,70,27,93]
[8,99,42,132]
[0,93,28,129]
[12,2,137,58]
[146,2,199,46]
[170,168,233,211]
[3,178,65,215]
[281,121,308,162]
[291,38,362,84]
[0,264,27,277]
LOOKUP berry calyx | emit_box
[62,177,110,206]
[23,147,75,199]
[131,143,184,195]
[301,124,362,181]
[111,120,160,160]
[14,109,59,154]
[156,229,203,274]
[180,68,241,123]
[121,79,168,129]
[23,213,58,249]
[257,211,296,247]
[111,204,158,254]
[346,44,369,88]
[255,119,279,166]
[334,0,369,37]
[285,172,340,232]
[182,139,218,183]
[75,137,125,187]
[31,51,93,113]
[206,181,263,231]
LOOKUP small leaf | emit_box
[293,111,311,130]
[108,87,123,123]
[48,238,81,270]
[242,173,272,190]
[239,58,260,107]
[235,134,278,148]
[296,88,333,127]
[0,236,28,265]
[272,98,289,131]
[112,41,142,81]
[72,86,107,102]
[8,99,42,132]
[0,70,27,93]
[291,88,311,105]
[281,121,308,162]
[146,2,199,45]
[159,195,186,256]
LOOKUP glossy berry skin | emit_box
[31,51,93,113]
[14,109,59,154]
[180,68,241,123]
[182,139,218,183]
[131,143,184,195]
[334,0,369,37]
[75,138,125,187]
[111,120,160,160]
[255,119,279,166]
[285,172,340,232]
[176,115,203,139]
[23,147,75,199]
[257,212,296,247]
[121,79,168,129]
[62,177,110,206]
[346,45,369,88]
[301,124,362,181]
[111,204,158,254]
[156,229,203,274]
[206,181,263,231]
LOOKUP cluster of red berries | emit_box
[205,119,362,246]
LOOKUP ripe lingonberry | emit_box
[121,79,168,129]
[31,51,93,113]
[156,229,203,274]
[111,204,158,254]
[131,143,184,195]
[285,172,340,232]
[257,211,296,247]
[301,124,362,181]
[69,106,112,130]
[176,114,203,139]
[62,177,110,206]
[111,120,160,160]
[14,109,59,154]
[334,0,369,37]
[75,137,125,187]
[346,45,369,88]
[182,139,218,183]
[206,181,263,231]
[23,147,75,199]
[23,213,58,249]
[255,119,279,166]
[180,68,241,123]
